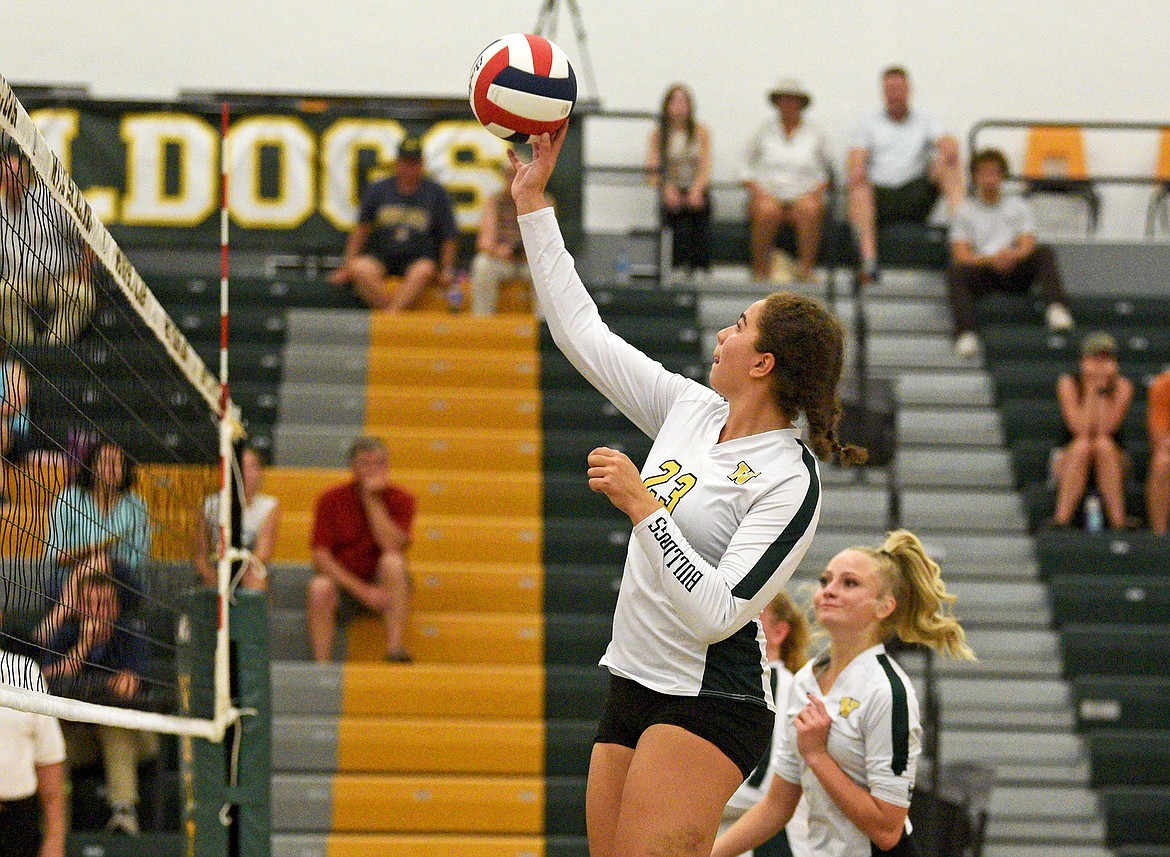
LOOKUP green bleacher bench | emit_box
[1074,676,1170,731]
[1035,530,1169,577]
[1050,575,1170,625]
[1069,296,1170,328]
[541,350,705,391]
[1000,397,1146,444]
[589,287,697,316]
[983,324,1170,362]
[146,274,358,310]
[545,614,613,666]
[546,777,588,836]
[542,391,644,433]
[541,317,701,354]
[545,665,610,719]
[547,836,590,857]
[543,518,629,566]
[1012,436,1151,490]
[1060,623,1170,677]
[546,720,597,776]
[1022,482,1147,533]
[67,832,181,857]
[1101,786,1170,846]
[545,472,633,520]
[543,564,621,614]
[543,428,651,472]
[1086,729,1170,788]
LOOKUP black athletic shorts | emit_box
[594,673,775,779]
[874,175,939,226]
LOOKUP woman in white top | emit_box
[712,530,974,857]
[646,84,713,278]
[511,124,865,857]
[195,445,281,590]
[721,591,812,857]
[742,78,833,283]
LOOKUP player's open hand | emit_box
[587,446,660,525]
[509,121,569,214]
[794,693,833,762]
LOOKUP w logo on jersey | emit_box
[727,461,760,485]
[840,697,861,717]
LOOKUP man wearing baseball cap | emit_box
[331,135,458,311]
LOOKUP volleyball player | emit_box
[711,530,975,857]
[510,124,865,857]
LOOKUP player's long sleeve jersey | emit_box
[519,207,822,705]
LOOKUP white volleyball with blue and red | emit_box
[469,33,577,142]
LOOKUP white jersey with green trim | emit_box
[773,644,922,857]
[519,207,822,706]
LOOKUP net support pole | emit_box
[182,590,271,857]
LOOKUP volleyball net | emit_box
[0,72,241,741]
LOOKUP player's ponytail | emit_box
[756,291,867,467]
[863,529,975,661]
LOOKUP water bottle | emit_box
[615,245,631,285]
[447,271,467,313]
[1083,492,1104,534]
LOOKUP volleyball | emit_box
[469,33,577,142]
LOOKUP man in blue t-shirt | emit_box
[330,136,458,310]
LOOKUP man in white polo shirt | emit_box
[1,631,68,857]
[847,66,964,285]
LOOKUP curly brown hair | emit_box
[755,291,867,466]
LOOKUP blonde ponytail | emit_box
[863,529,975,661]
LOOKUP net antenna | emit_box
[534,0,601,105]
[0,71,243,742]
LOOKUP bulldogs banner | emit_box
[16,89,584,252]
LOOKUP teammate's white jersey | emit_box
[519,207,822,705]
[723,661,812,857]
[773,644,922,857]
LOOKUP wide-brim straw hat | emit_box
[769,77,812,109]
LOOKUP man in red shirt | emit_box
[307,437,417,663]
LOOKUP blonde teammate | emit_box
[712,530,975,857]
[511,124,864,857]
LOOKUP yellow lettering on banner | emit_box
[319,118,405,231]
[121,113,217,226]
[30,109,79,172]
[422,121,509,232]
[227,116,316,228]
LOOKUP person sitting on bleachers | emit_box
[947,148,1075,359]
[469,160,532,315]
[847,66,964,286]
[648,83,713,282]
[741,77,830,284]
[194,445,281,590]
[1145,368,1170,535]
[306,436,416,663]
[1050,332,1134,530]
[33,439,151,647]
[1,346,30,505]
[38,569,157,835]
[328,136,458,312]
[0,144,95,345]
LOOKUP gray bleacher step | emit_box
[989,760,1092,786]
[838,298,952,335]
[272,774,333,832]
[870,333,977,371]
[794,530,1037,571]
[944,580,1050,626]
[272,835,327,857]
[899,406,1004,446]
[935,677,1070,713]
[985,846,1112,857]
[959,628,1060,662]
[273,717,340,771]
[282,346,368,385]
[271,608,312,661]
[941,729,1087,768]
[278,382,366,425]
[274,426,359,468]
[986,816,1105,844]
[817,485,891,530]
[987,785,1101,822]
[901,489,1027,533]
[896,371,995,408]
[870,268,946,300]
[270,563,312,610]
[899,448,1014,489]
[271,662,343,717]
[286,309,370,346]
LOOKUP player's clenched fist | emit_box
[587,446,661,525]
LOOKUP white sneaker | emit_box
[1046,303,1074,331]
[106,803,139,835]
[954,331,981,359]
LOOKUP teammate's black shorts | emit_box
[874,175,940,226]
[594,673,774,779]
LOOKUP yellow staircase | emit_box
[268,311,551,857]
